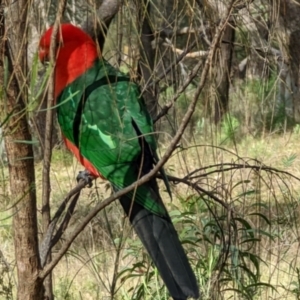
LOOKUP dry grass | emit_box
[1,132,300,299]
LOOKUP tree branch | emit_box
[136,0,159,119]
[153,56,203,123]
[149,39,198,89]
[161,38,208,58]
[40,1,68,298]
[158,25,210,37]
[81,0,121,50]
[39,179,88,267]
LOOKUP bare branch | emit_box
[171,26,208,36]
[136,0,159,119]
[153,56,203,123]
[50,192,80,246]
[157,24,211,39]
[39,179,88,267]
[150,40,198,89]
[167,174,230,209]
[81,0,121,49]
[40,1,68,297]
[161,38,208,58]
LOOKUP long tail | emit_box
[119,196,200,300]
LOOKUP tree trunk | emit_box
[215,20,235,123]
[0,1,43,299]
[2,76,43,300]
[278,0,300,122]
[136,0,159,120]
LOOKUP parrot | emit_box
[39,23,199,300]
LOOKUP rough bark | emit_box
[2,74,43,300]
[203,0,235,123]
[81,0,120,50]
[215,20,235,123]
[278,0,300,122]
[238,6,270,80]
[0,1,43,299]
[136,0,159,120]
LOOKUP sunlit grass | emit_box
[1,131,300,299]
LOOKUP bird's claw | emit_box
[76,170,93,187]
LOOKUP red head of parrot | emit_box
[38,24,102,178]
[38,24,99,98]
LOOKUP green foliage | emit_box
[54,277,75,300]
[28,54,53,113]
[289,267,300,299]
[293,124,300,135]
[118,237,169,300]
[0,171,12,246]
[282,153,297,168]
[231,70,286,134]
[116,184,278,300]
[220,114,241,144]
[0,255,13,300]
[265,103,296,133]
[246,75,276,101]
[51,148,73,167]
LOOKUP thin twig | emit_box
[39,179,88,267]
[149,39,198,91]
[39,2,68,295]
[153,56,203,123]
[50,190,81,247]
[162,40,208,58]
[157,25,210,37]
[183,162,300,182]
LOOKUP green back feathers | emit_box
[57,59,168,216]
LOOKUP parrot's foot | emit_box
[76,170,93,187]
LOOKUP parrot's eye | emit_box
[57,40,64,48]
[38,46,49,64]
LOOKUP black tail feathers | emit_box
[119,197,200,300]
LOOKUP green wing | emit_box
[57,59,168,216]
